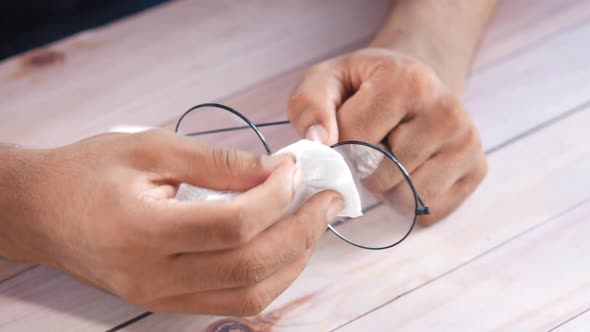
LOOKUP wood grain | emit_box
[0,0,589,330]
[0,261,32,284]
[466,21,590,151]
[123,96,590,332]
[0,0,390,148]
[0,268,141,331]
[338,201,590,332]
[474,0,590,70]
[552,309,590,332]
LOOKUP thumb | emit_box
[136,129,293,191]
[287,60,348,145]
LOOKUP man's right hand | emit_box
[0,129,344,316]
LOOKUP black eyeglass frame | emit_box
[175,102,430,250]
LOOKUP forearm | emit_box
[0,146,43,262]
[0,146,24,259]
[370,0,498,92]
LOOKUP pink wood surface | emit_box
[128,91,590,332]
[553,310,590,332]
[0,0,390,147]
[4,0,587,288]
[474,0,590,70]
[339,197,590,331]
[1,0,590,331]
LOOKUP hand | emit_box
[288,48,487,224]
[0,129,344,316]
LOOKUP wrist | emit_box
[369,34,467,94]
[0,146,47,263]
[368,0,493,94]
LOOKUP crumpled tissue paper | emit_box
[176,139,363,218]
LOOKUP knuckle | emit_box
[291,211,318,251]
[388,131,421,164]
[210,147,235,174]
[218,203,254,246]
[439,93,462,114]
[403,62,437,98]
[231,251,269,286]
[438,94,468,133]
[135,129,171,148]
[234,289,271,316]
[288,89,317,114]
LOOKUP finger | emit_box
[153,158,302,252]
[288,60,348,145]
[361,95,468,196]
[336,56,442,144]
[133,129,293,192]
[157,191,342,296]
[144,248,314,316]
[387,94,468,172]
[417,156,487,225]
[336,75,408,143]
[337,140,407,203]
[384,137,485,225]
[350,141,406,197]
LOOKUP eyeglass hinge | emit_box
[416,206,430,215]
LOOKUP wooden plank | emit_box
[187,20,590,154]
[465,21,590,151]
[120,99,590,332]
[0,0,390,148]
[0,268,141,331]
[552,309,590,332]
[474,0,590,70]
[338,201,590,331]
[0,261,32,284]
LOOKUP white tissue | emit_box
[107,123,363,218]
[176,139,363,218]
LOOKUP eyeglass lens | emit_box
[176,104,419,250]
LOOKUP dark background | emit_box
[0,0,168,60]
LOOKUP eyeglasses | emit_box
[176,103,429,250]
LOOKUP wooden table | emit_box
[1,0,590,330]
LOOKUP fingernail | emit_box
[326,197,345,221]
[305,124,329,143]
[261,154,295,171]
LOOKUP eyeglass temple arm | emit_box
[183,120,291,137]
[416,197,430,215]
[380,139,430,216]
